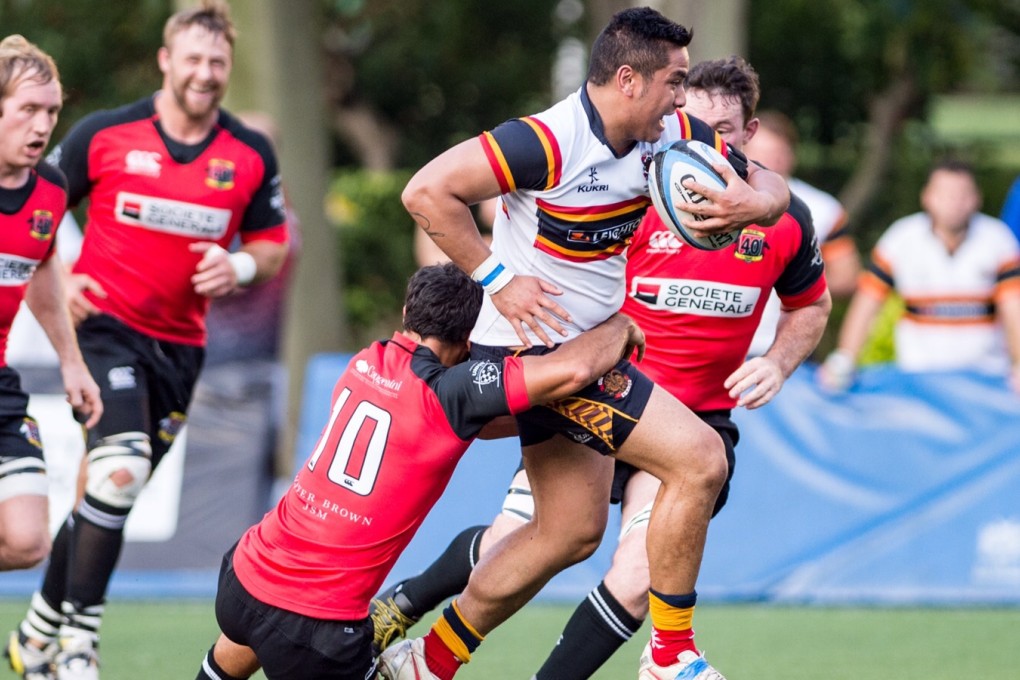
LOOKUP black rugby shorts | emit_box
[215,545,375,680]
[470,343,654,455]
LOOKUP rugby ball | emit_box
[648,140,738,250]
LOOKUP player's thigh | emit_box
[614,384,725,485]
[522,436,613,544]
[0,494,49,552]
[0,417,49,543]
[80,348,152,467]
[210,634,261,678]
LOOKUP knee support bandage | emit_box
[84,432,152,509]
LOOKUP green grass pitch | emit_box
[1,601,1017,679]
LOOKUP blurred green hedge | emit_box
[327,170,416,349]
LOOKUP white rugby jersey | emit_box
[749,177,850,356]
[788,178,846,243]
[474,86,737,346]
[862,211,1020,372]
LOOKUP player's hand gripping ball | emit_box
[648,139,738,250]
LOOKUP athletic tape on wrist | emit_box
[228,251,257,286]
[471,253,515,295]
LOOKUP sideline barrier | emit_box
[702,364,1020,604]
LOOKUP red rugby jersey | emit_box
[52,96,288,345]
[0,162,66,366]
[623,193,827,411]
[232,333,531,620]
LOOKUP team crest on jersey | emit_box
[158,411,187,445]
[28,210,55,241]
[470,361,501,394]
[20,418,43,450]
[598,369,632,400]
[206,159,236,190]
[734,229,766,263]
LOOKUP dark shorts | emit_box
[471,343,654,455]
[611,410,739,516]
[77,314,204,469]
[215,545,376,680]
[0,368,42,461]
[0,368,46,492]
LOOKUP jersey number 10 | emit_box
[305,387,391,496]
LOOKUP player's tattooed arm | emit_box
[413,213,446,240]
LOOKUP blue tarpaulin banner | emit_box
[701,364,1020,604]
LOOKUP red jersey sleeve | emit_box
[502,355,531,414]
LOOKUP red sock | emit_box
[422,630,462,680]
[651,626,699,667]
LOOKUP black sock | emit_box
[535,581,643,680]
[66,500,126,607]
[397,525,487,617]
[195,645,249,680]
[38,513,74,612]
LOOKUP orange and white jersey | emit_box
[862,211,1020,372]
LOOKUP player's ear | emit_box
[743,118,760,148]
[617,65,636,97]
[157,47,171,75]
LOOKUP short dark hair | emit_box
[686,55,761,125]
[587,7,692,86]
[929,157,975,181]
[403,263,482,344]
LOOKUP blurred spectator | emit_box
[414,197,498,266]
[820,159,1020,392]
[743,110,860,356]
[1001,174,1020,242]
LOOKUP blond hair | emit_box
[0,34,60,106]
[163,0,236,49]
